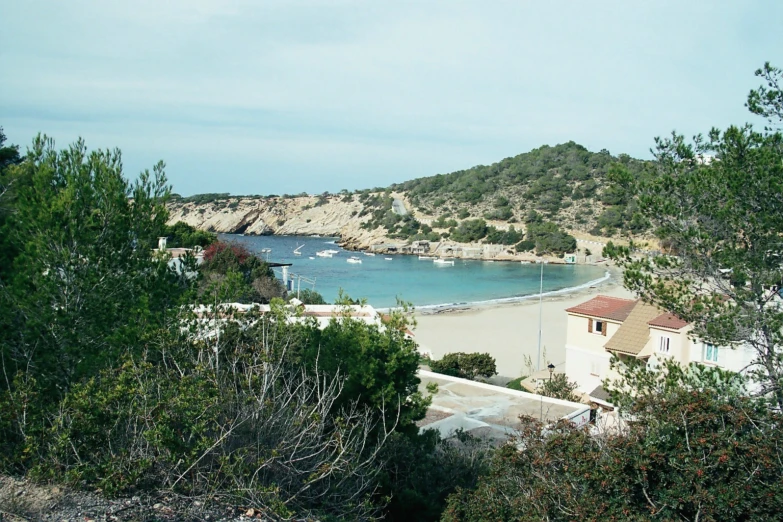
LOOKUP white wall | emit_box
[565,313,620,392]
[565,344,612,393]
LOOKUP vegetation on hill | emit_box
[391,140,651,238]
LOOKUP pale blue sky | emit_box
[1,1,780,196]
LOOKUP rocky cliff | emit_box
[167,195,392,250]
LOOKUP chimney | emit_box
[158,237,168,252]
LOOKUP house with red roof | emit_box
[564,295,755,402]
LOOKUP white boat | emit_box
[385,257,393,261]
[347,256,362,264]
[315,250,333,258]
[325,249,340,254]
[418,255,436,260]
[293,244,304,256]
[433,258,455,266]
[308,256,315,260]
[520,260,531,264]
[364,252,375,256]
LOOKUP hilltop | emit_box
[168,142,651,257]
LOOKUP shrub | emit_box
[430,353,497,381]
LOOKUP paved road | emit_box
[392,198,408,216]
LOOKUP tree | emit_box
[429,352,497,381]
[163,220,216,248]
[296,288,326,304]
[746,61,783,130]
[198,241,284,303]
[442,388,783,521]
[608,125,783,408]
[0,136,174,394]
[538,372,580,402]
[290,300,429,436]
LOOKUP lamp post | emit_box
[536,258,547,371]
[548,363,555,382]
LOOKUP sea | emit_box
[221,234,609,310]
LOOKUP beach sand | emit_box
[413,266,634,381]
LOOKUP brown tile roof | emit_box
[565,295,637,322]
[604,301,662,357]
[648,313,688,330]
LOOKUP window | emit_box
[590,360,600,376]
[704,343,719,363]
[658,336,670,353]
[588,319,606,336]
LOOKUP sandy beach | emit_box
[413,266,634,381]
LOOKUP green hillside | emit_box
[390,141,651,237]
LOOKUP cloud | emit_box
[1,1,780,195]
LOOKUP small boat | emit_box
[315,250,333,258]
[325,249,340,254]
[347,256,362,264]
[520,260,531,264]
[433,258,455,266]
[308,256,315,260]
[418,255,436,260]
[384,257,393,261]
[364,252,375,256]
[293,244,304,256]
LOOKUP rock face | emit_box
[167,195,391,250]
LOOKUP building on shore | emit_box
[564,295,756,405]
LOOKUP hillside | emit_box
[168,142,650,256]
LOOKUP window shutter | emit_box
[602,323,607,336]
[588,319,593,333]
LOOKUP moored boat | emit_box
[433,258,455,266]
[347,256,362,264]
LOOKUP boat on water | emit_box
[433,258,455,266]
[418,255,436,260]
[520,260,531,264]
[293,244,304,256]
[384,257,393,261]
[347,256,362,264]
[364,252,375,256]
[308,256,315,260]
[315,250,333,258]
[325,249,339,254]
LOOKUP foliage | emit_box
[163,220,216,248]
[379,429,492,522]
[525,220,576,254]
[538,373,580,402]
[443,389,783,521]
[390,142,648,233]
[607,124,783,408]
[746,61,783,130]
[0,136,176,409]
[505,376,525,391]
[484,225,523,245]
[173,192,231,205]
[429,352,497,381]
[199,241,284,303]
[29,313,390,520]
[449,219,488,243]
[290,299,429,436]
[295,288,326,304]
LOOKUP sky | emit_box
[1,1,780,196]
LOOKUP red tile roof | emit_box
[648,313,688,330]
[565,295,637,322]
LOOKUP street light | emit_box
[536,258,548,371]
[547,363,555,382]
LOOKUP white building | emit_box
[564,295,756,402]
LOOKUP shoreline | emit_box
[411,264,633,381]
[411,265,620,315]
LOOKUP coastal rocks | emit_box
[167,195,389,250]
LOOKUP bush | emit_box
[429,353,497,381]
[450,219,488,243]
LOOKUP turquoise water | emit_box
[222,234,608,309]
